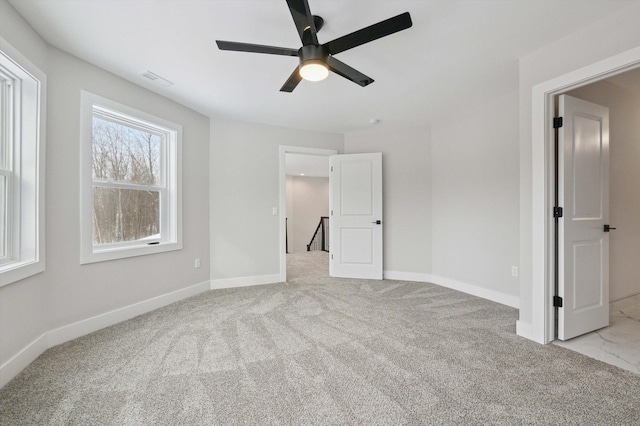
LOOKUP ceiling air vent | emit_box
[140,71,174,87]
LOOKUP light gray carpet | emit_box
[2,251,640,425]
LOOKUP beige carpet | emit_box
[1,252,640,425]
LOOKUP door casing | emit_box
[527,47,640,344]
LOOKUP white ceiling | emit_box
[9,0,635,134]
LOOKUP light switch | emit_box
[272,207,278,216]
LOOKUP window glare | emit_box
[92,116,161,186]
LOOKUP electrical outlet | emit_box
[511,266,519,277]
[195,258,201,269]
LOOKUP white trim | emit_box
[383,270,431,282]
[529,46,640,344]
[0,280,210,389]
[384,270,519,308]
[79,91,183,265]
[610,293,640,311]
[0,35,46,288]
[516,320,533,340]
[210,274,281,290]
[278,145,337,283]
[0,332,48,389]
[47,280,210,347]
[430,274,519,308]
[48,280,210,345]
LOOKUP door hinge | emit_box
[331,210,333,216]
[553,117,563,128]
[331,166,333,172]
[553,206,563,218]
[331,254,333,260]
[553,296,563,308]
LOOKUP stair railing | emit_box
[307,216,329,252]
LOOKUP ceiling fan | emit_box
[216,0,413,92]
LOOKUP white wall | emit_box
[344,126,432,277]
[287,176,329,253]
[518,2,640,336]
[345,114,519,308]
[431,90,520,302]
[566,81,640,302]
[0,0,210,385]
[210,119,343,282]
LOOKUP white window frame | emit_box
[80,91,182,264]
[0,36,46,288]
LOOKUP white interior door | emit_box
[557,94,610,340]
[329,153,383,279]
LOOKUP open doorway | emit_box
[278,146,336,282]
[285,153,331,280]
[551,70,640,374]
[529,48,640,346]
[527,46,640,375]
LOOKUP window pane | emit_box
[0,76,7,170]
[92,116,161,185]
[92,186,159,244]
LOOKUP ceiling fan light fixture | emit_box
[299,60,329,82]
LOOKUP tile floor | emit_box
[554,294,640,375]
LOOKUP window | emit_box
[81,92,182,263]
[0,37,46,287]
[0,73,10,264]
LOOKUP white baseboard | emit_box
[384,270,432,282]
[0,333,48,389]
[516,320,534,340]
[430,274,519,308]
[48,280,211,348]
[210,274,281,290]
[1,280,211,389]
[384,270,519,308]
[610,293,640,311]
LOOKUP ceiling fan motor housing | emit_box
[299,44,329,68]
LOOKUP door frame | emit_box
[278,145,337,282]
[529,47,640,344]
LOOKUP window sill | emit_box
[80,241,182,265]
[0,259,45,288]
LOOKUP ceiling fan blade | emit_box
[216,40,299,56]
[326,56,374,87]
[280,67,303,92]
[286,0,318,45]
[324,12,412,55]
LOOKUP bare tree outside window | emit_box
[91,117,162,244]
